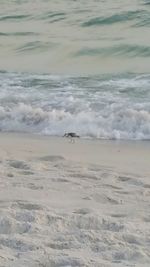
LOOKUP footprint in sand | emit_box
[0,237,36,252]
[118,176,144,187]
[12,201,43,211]
[73,208,92,215]
[8,160,30,170]
[7,173,14,177]
[39,155,65,162]
[21,170,34,175]
[93,193,120,205]
[143,183,150,189]
[118,176,131,182]
[27,183,44,190]
[110,213,127,218]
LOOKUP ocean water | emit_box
[0,0,150,139]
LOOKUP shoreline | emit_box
[0,131,149,176]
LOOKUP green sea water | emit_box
[0,0,150,139]
[0,0,150,74]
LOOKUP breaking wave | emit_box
[0,71,150,140]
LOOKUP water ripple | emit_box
[75,45,150,58]
[82,11,143,27]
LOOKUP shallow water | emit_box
[0,0,150,139]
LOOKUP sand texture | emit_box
[0,133,150,267]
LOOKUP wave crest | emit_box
[0,72,150,140]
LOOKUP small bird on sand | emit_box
[63,132,80,143]
[64,132,80,138]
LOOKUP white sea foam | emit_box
[0,72,150,140]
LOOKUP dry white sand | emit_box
[0,133,150,267]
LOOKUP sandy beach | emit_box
[0,0,150,266]
[0,133,149,267]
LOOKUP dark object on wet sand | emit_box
[63,132,80,138]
